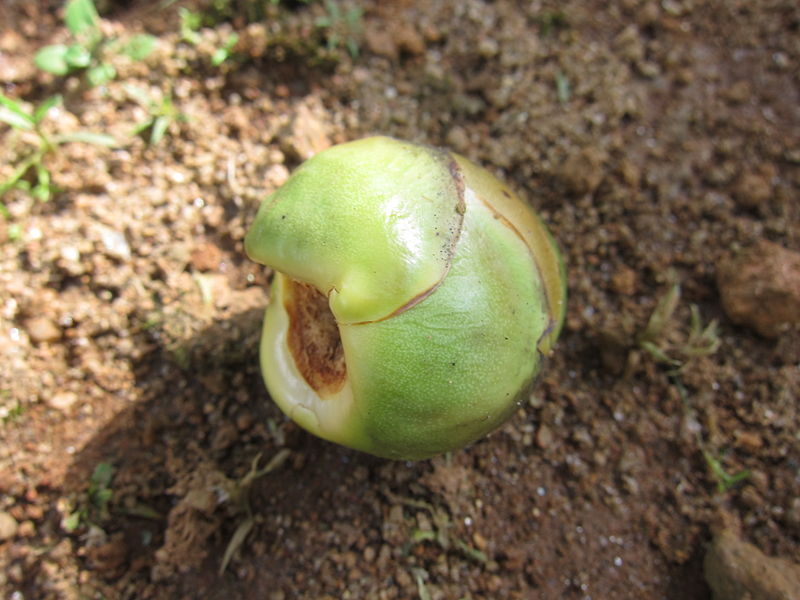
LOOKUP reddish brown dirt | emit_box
[1,1,798,599]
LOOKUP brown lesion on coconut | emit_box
[283,278,346,396]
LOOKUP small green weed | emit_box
[194,0,316,27]
[211,32,240,66]
[703,449,752,494]
[671,377,752,494]
[316,0,362,57]
[35,0,156,87]
[63,461,116,532]
[412,567,433,600]
[0,394,25,425]
[0,92,116,202]
[179,7,203,45]
[637,277,720,368]
[637,278,748,494]
[537,11,569,37]
[126,85,186,145]
[218,449,291,574]
[382,489,488,565]
[179,7,239,66]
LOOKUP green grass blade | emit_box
[150,115,169,145]
[124,84,153,108]
[33,163,51,202]
[65,0,99,36]
[642,280,681,342]
[0,93,35,129]
[0,160,36,197]
[32,95,63,125]
[218,517,254,575]
[0,107,33,130]
[130,119,154,137]
[55,131,117,146]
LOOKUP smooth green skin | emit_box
[246,137,464,325]
[245,136,565,460]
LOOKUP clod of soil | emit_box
[717,240,800,337]
[704,529,800,600]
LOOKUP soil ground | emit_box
[1,1,798,599]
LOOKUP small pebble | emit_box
[97,225,131,261]
[536,424,553,449]
[17,520,36,538]
[472,532,488,551]
[364,26,397,59]
[611,266,637,295]
[24,317,61,343]
[48,391,79,412]
[392,24,426,56]
[0,511,19,540]
[734,171,772,209]
[190,243,222,272]
[559,147,606,196]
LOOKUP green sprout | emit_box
[63,461,116,531]
[178,7,238,66]
[245,136,567,460]
[703,450,751,494]
[671,377,751,494]
[635,283,747,494]
[184,0,313,27]
[638,277,720,369]
[316,0,363,57]
[218,449,290,574]
[34,0,155,87]
[0,393,25,425]
[179,7,203,45]
[211,32,240,66]
[537,11,569,37]
[126,84,186,145]
[0,92,116,202]
[383,490,488,564]
[413,569,433,600]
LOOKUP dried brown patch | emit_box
[447,155,467,215]
[284,278,346,396]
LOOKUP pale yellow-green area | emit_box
[246,137,567,460]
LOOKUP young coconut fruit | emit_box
[245,136,566,460]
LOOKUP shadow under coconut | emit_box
[61,305,393,598]
[57,303,714,599]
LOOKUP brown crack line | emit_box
[347,150,467,326]
[475,194,555,354]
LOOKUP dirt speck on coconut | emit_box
[1,1,798,599]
